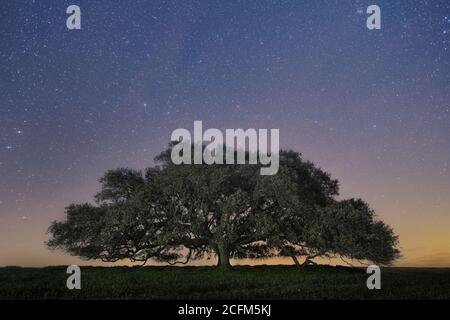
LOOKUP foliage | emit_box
[47,145,399,266]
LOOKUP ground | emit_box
[0,265,449,299]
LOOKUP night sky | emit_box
[1,0,449,267]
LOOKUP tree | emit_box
[315,199,400,265]
[264,198,400,267]
[94,168,145,204]
[147,147,340,266]
[48,169,180,264]
[47,145,400,267]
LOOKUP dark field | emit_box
[0,265,449,300]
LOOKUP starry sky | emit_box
[1,0,449,267]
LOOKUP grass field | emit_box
[0,265,449,300]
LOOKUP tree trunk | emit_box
[216,244,231,267]
[290,254,301,267]
[302,256,318,266]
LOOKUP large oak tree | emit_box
[47,145,399,266]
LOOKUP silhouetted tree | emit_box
[47,145,399,267]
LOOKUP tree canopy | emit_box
[47,145,400,267]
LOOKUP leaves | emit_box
[47,144,400,266]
